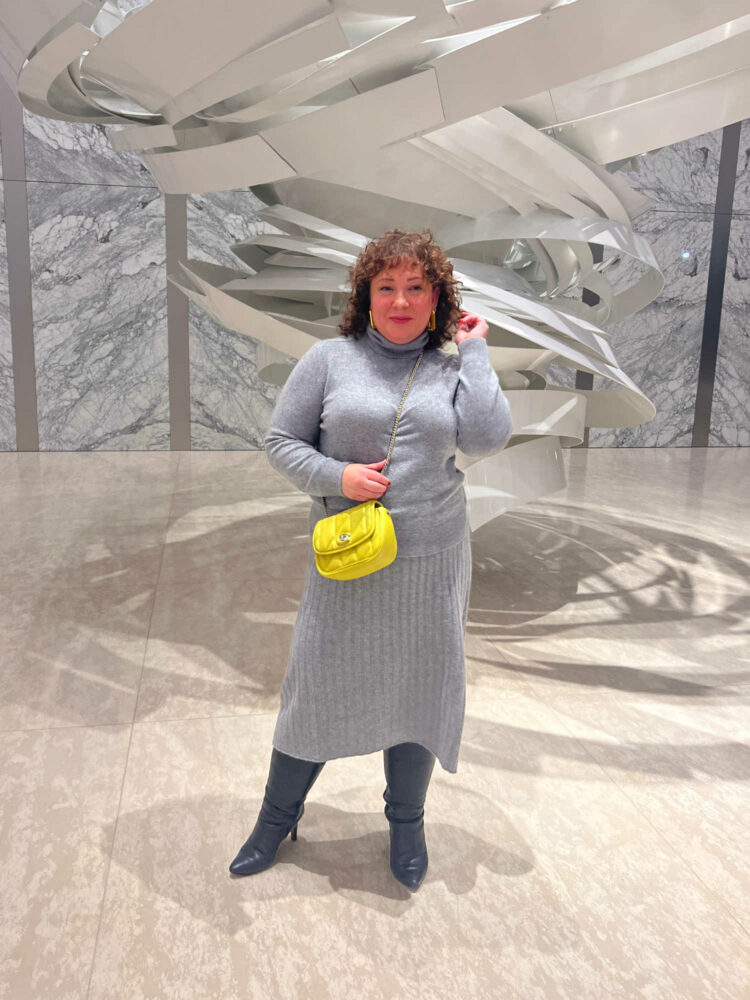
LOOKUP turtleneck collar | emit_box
[364,323,430,358]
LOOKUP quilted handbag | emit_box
[313,348,424,580]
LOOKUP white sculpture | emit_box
[3,0,749,525]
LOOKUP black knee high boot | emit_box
[229,747,325,877]
[383,741,436,892]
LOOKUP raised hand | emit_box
[455,311,489,345]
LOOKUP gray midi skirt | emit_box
[272,522,472,773]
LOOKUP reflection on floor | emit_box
[1,447,748,999]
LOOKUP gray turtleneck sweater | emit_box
[264,325,513,556]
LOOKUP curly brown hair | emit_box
[339,229,462,349]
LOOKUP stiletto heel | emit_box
[291,823,298,841]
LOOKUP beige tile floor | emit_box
[1,447,749,1000]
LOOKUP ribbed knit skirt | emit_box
[272,523,472,773]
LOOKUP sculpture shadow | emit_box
[4,483,748,731]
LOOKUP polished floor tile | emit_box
[491,646,750,932]
[134,497,311,723]
[88,708,750,1000]
[0,448,748,1000]
[0,452,180,523]
[0,725,132,1000]
[0,515,167,731]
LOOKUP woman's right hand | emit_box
[341,459,391,501]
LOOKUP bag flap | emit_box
[312,501,379,555]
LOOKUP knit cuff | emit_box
[457,337,488,356]
[314,456,350,497]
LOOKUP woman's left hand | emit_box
[455,311,489,345]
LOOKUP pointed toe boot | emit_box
[388,814,429,891]
[229,748,325,877]
[383,742,436,892]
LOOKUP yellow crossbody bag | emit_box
[312,349,424,581]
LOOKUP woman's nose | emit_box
[393,288,409,306]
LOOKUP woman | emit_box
[229,229,512,891]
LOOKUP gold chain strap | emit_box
[382,350,424,477]
[322,350,424,514]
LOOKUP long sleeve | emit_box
[453,338,513,456]
[264,343,349,497]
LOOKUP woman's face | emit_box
[369,257,440,344]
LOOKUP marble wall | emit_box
[712,118,750,447]
[186,191,279,450]
[591,128,720,447]
[0,130,13,451]
[0,106,747,450]
[548,120,750,447]
[22,114,169,450]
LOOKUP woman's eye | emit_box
[376,284,422,292]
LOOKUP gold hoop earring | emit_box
[369,309,377,331]
[427,310,436,332]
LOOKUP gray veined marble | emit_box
[22,110,153,188]
[187,189,283,450]
[554,122,749,448]
[590,211,715,447]
[732,116,750,214]
[612,127,722,214]
[710,215,750,446]
[188,302,279,450]
[580,125,723,446]
[0,177,15,451]
[187,189,276,271]
[27,181,169,450]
